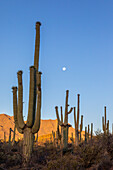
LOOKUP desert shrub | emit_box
[45,154,79,170]
[0,135,113,169]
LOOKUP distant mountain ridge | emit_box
[0,113,85,141]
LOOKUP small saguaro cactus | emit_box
[87,124,90,141]
[55,90,73,151]
[85,126,87,143]
[102,106,109,134]
[52,131,55,146]
[4,132,6,143]
[12,22,42,163]
[91,123,93,140]
[79,115,83,142]
[70,132,74,144]
[9,128,12,144]
[74,94,83,146]
[56,121,61,145]
[12,125,16,145]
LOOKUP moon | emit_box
[62,67,66,71]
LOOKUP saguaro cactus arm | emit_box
[74,107,77,129]
[64,90,73,124]
[34,22,41,70]
[17,71,25,129]
[27,66,36,127]
[68,107,73,114]
[55,106,62,126]
[104,106,106,128]
[77,94,80,128]
[80,115,83,131]
[32,72,42,133]
[64,90,69,123]
[102,116,105,132]
[91,123,93,139]
[107,120,109,134]
[60,106,63,123]
[12,87,23,134]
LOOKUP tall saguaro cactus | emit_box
[102,106,109,134]
[12,22,42,163]
[55,90,73,151]
[74,94,83,146]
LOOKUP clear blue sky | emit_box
[0,0,113,133]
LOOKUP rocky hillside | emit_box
[0,113,85,142]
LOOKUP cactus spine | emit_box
[102,106,109,134]
[55,90,73,151]
[12,22,42,163]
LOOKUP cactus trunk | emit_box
[12,126,16,145]
[23,127,34,162]
[75,130,79,146]
[62,126,68,150]
[9,128,12,144]
[91,123,93,140]
[85,127,87,143]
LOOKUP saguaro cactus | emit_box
[79,115,83,142]
[9,128,12,144]
[102,106,109,134]
[70,132,74,144]
[55,90,73,151]
[12,22,42,162]
[85,126,87,143]
[74,94,83,146]
[12,125,16,145]
[56,121,61,145]
[91,123,93,140]
[52,131,56,146]
[87,124,90,141]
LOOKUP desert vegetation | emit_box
[0,132,113,169]
[0,21,113,169]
